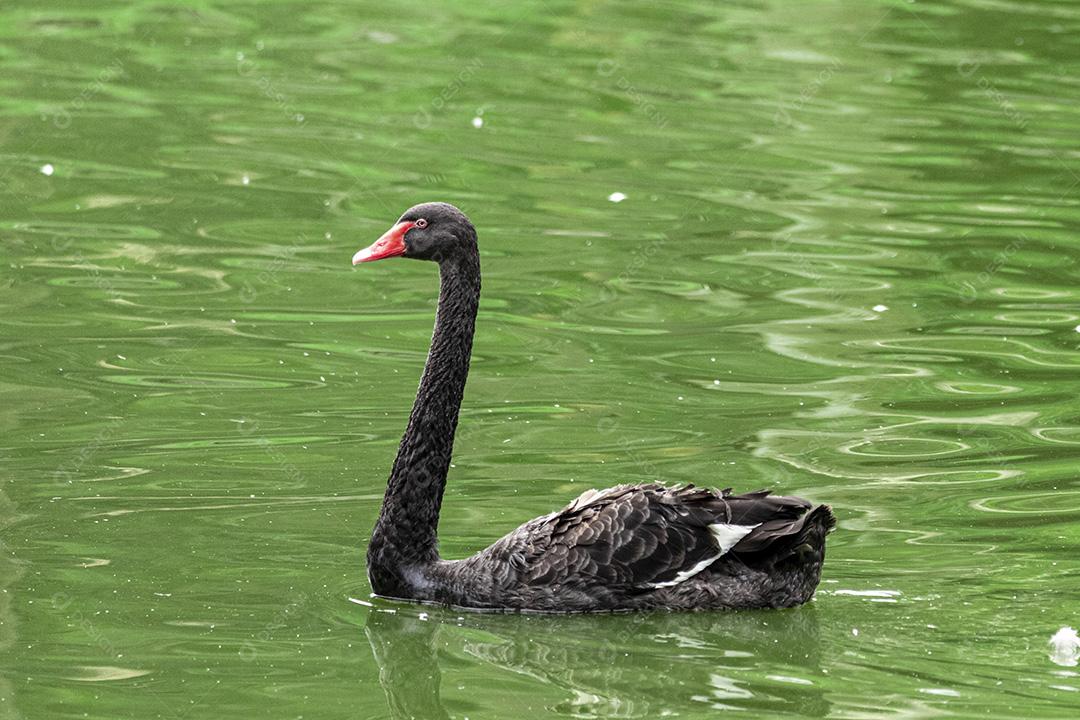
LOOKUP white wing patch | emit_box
[710,523,760,555]
[644,523,761,589]
[644,553,723,589]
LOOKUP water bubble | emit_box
[40,163,54,176]
[1050,627,1080,667]
[471,116,484,128]
[607,192,627,203]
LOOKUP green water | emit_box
[2,0,1080,717]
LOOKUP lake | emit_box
[2,0,1079,717]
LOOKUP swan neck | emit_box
[369,252,480,575]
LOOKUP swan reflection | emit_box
[364,603,828,718]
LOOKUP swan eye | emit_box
[414,218,428,229]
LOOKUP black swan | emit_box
[353,202,835,612]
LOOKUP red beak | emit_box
[352,221,414,265]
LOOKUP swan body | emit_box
[354,202,834,612]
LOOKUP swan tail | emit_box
[732,503,836,607]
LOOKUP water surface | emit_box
[2,0,1080,717]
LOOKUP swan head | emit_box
[353,202,477,265]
